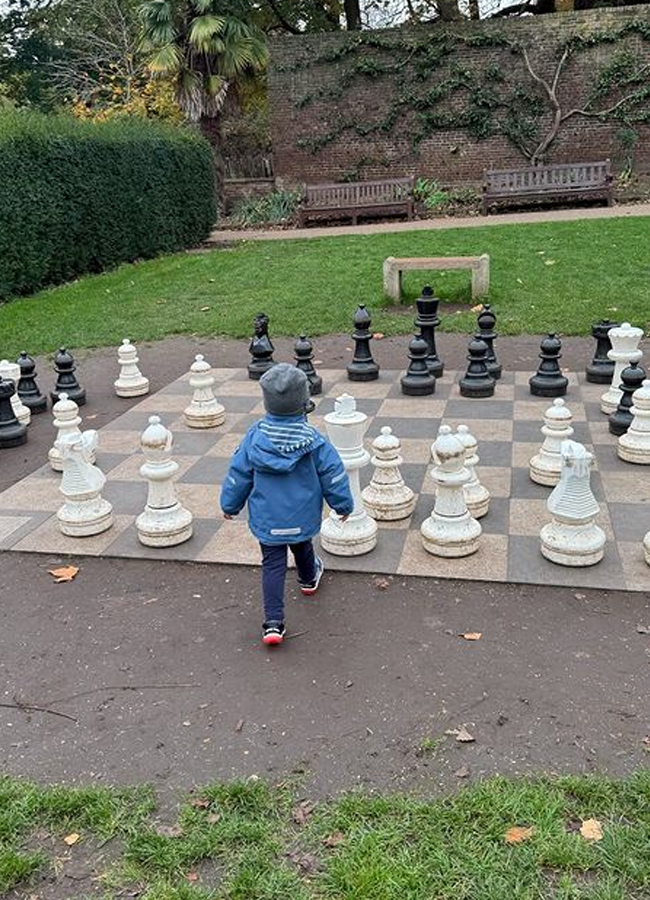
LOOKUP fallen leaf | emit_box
[580,818,603,841]
[155,824,183,838]
[445,726,475,743]
[344,680,354,689]
[454,765,470,778]
[186,872,199,883]
[372,576,390,590]
[505,825,535,844]
[235,718,245,732]
[49,565,79,583]
[85,414,98,420]
[636,625,650,634]
[544,259,556,265]
[287,849,319,873]
[574,593,586,600]
[200,306,210,311]
[323,831,345,848]
[471,303,484,312]
[189,797,211,809]
[206,812,221,824]
[460,632,482,641]
[292,800,315,825]
[373,332,385,339]
[63,832,81,846]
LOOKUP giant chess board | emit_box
[1,367,649,593]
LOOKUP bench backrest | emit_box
[484,161,611,194]
[304,177,414,209]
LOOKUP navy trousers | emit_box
[260,540,317,623]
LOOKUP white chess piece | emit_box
[0,360,30,425]
[361,426,415,521]
[56,431,113,536]
[48,392,96,472]
[540,439,605,567]
[421,425,481,557]
[184,355,225,428]
[136,415,193,546]
[618,379,650,464]
[456,424,490,518]
[320,394,377,556]
[600,322,643,414]
[114,339,149,398]
[529,398,574,486]
[643,529,650,566]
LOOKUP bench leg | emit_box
[383,260,401,304]
[472,254,490,300]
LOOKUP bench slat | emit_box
[483,161,612,214]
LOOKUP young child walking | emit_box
[220,364,354,646]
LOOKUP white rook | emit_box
[362,426,415,521]
[184,355,225,429]
[529,398,574,486]
[540,440,605,567]
[136,415,193,547]
[48,393,95,472]
[601,322,643,414]
[0,360,30,425]
[320,394,377,556]
[114,339,149,398]
[56,431,113,536]
[421,425,481,557]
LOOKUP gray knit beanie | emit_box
[260,363,310,416]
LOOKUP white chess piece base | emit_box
[320,509,377,556]
[644,531,650,566]
[136,505,194,547]
[464,487,489,519]
[184,403,226,429]
[58,496,113,537]
[115,378,149,398]
[421,513,481,557]
[540,520,605,567]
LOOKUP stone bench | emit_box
[383,255,490,303]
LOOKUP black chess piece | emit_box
[414,285,443,378]
[347,304,379,382]
[586,319,618,384]
[294,335,322,396]
[401,333,436,396]
[248,312,276,381]
[459,338,495,398]
[0,377,28,448]
[50,347,86,406]
[608,360,646,436]
[476,304,501,380]
[529,333,568,398]
[16,351,47,413]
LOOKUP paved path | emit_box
[208,202,650,245]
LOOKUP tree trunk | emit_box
[343,0,362,29]
[199,114,225,216]
[436,0,463,21]
[468,0,480,19]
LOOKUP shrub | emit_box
[0,110,216,299]
[231,189,302,227]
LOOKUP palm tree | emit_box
[140,0,268,208]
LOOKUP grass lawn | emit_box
[2,772,650,899]
[1,216,649,358]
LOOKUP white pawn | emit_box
[136,415,193,547]
[0,360,30,425]
[456,424,490,518]
[320,394,377,556]
[56,431,113,537]
[601,322,644,414]
[529,398,574,486]
[362,426,415,521]
[618,379,650,464]
[48,393,96,472]
[421,425,481,557]
[184,355,225,428]
[114,339,149,398]
[540,439,605,567]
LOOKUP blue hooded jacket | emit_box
[220,413,354,545]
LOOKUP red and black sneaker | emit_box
[262,621,286,646]
[299,557,324,596]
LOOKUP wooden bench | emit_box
[482,161,613,215]
[297,177,414,227]
[383,255,490,303]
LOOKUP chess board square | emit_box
[394,438,431,464]
[513,400,587,422]
[600,469,650,503]
[373,416,442,439]
[326,380,393,399]
[408,493,508,535]
[0,471,60,511]
[376,398,447,419]
[509,498,614,540]
[584,400,607,419]
[0,514,36,546]
[479,467,511,499]
[317,527,407,575]
[607,503,650,542]
[445,418,513,442]
[0,511,68,549]
[445,399,514,420]
[169,432,220,456]
[107,454,197,482]
[195,519,261,564]
[108,410,165,431]
[386,379,453,400]
[98,452,134,474]
[617,541,650,591]
[507,534,625,590]
[135,394,187,413]
[359,461,426,496]
[175,483,221,518]
[96,429,142,453]
[591,443,624,471]
[206,432,245,458]
[182,456,232,485]
[105,517,218,560]
[397,531,508,581]
[318,397,384,417]
[13,513,135,556]
[491,382,515,401]
[217,379,265,397]
[475,441,512,467]
[512,442,538,469]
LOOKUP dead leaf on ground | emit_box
[63,832,81,846]
[200,306,210,311]
[372,576,390,590]
[373,332,385,339]
[189,797,211,809]
[636,625,650,634]
[580,818,603,842]
[206,812,221,824]
[460,632,482,641]
[235,718,245,732]
[49,565,79,583]
[155,824,183,838]
[186,872,199,883]
[292,799,316,825]
[445,726,475,743]
[323,831,345,848]
[505,825,535,844]
[287,849,319,873]
[471,304,484,312]
[454,765,470,779]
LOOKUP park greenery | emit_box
[1,216,649,357]
[2,771,650,898]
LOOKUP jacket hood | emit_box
[247,415,324,472]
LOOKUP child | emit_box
[220,364,354,646]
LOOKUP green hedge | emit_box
[0,111,216,299]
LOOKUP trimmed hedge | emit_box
[0,111,216,299]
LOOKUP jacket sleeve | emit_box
[315,441,354,516]
[220,437,254,516]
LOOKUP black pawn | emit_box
[414,285,443,378]
[586,319,618,384]
[459,338,495,398]
[608,360,646,436]
[529,333,568,398]
[294,335,322,396]
[248,312,276,381]
[401,334,436,396]
[0,377,28,448]
[476,304,501,380]
[51,347,86,406]
[16,351,47,413]
[347,304,379,382]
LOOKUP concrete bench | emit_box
[383,255,490,303]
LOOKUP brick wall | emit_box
[268,7,650,187]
